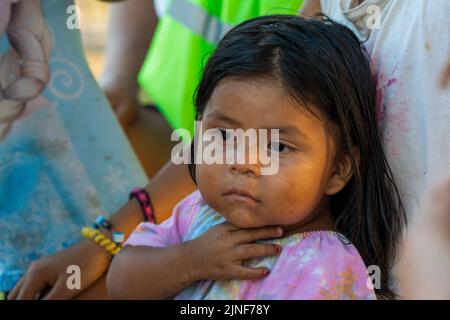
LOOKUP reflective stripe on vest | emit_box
[139,0,304,133]
[168,0,233,44]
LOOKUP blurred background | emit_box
[76,0,108,79]
[74,0,169,179]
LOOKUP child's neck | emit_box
[282,199,336,237]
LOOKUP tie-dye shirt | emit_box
[125,190,376,300]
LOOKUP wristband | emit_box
[129,187,155,223]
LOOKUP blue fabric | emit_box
[0,0,148,291]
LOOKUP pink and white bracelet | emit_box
[129,187,156,223]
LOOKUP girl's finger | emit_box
[231,266,271,280]
[233,226,283,244]
[234,243,281,260]
[221,221,239,231]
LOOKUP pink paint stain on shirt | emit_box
[387,78,397,87]
[374,73,394,125]
[373,62,400,127]
[372,62,411,158]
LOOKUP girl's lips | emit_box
[223,188,261,204]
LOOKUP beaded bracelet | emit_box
[129,187,156,223]
[93,215,113,231]
[82,227,122,255]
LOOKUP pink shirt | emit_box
[125,190,376,300]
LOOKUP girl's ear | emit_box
[325,148,360,195]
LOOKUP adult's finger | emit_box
[441,60,450,88]
[429,178,450,206]
[8,276,26,300]
[116,100,138,128]
[232,226,283,244]
[15,274,49,300]
[43,277,78,300]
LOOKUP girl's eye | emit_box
[268,142,294,154]
[219,128,234,142]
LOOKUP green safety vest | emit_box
[138,0,304,134]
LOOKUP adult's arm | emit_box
[100,0,158,128]
[298,0,322,18]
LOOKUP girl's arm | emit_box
[107,223,283,300]
[107,244,196,299]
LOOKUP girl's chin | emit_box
[223,211,267,229]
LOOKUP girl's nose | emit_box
[227,135,262,177]
[229,162,261,177]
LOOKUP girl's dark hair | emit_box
[191,15,406,299]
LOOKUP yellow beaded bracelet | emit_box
[81,226,121,255]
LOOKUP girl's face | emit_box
[196,78,352,231]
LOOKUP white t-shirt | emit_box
[321,0,450,218]
[154,0,169,17]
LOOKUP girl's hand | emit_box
[8,239,112,300]
[185,222,283,282]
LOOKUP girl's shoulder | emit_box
[245,231,377,299]
[174,189,206,209]
[278,230,371,276]
[260,230,364,263]
[177,190,227,241]
[276,230,357,255]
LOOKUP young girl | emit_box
[107,15,405,300]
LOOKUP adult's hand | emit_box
[102,82,140,129]
[9,239,112,300]
[398,178,450,299]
